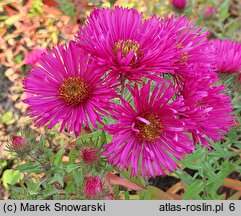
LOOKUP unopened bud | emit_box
[53,181,62,189]
[11,135,27,149]
[44,163,51,171]
[84,176,103,198]
[37,149,44,155]
[81,147,98,164]
[171,0,186,10]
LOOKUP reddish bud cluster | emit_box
[84,176,103,198]
[81,147,98,164]
[11,135,27,149]
[171,0,186,10]
[203,6,216,19]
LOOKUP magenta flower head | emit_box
[213,39,241,73]
[177,77,234,147]
[171,0,186,10]
[103,81,195,177]
[24,48,47,66]
[159,16,216,80]
[77,6,177,84]
[84,176,103,198]
[23,41,115,136]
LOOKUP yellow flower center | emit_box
[177,43,188,62]
[135,113,163,141]
[113,39,142,62]
[180,51,188,62]
[58,77,91,106]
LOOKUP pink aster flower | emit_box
[158,16,216,80]
[213,39,241,73]
[24,48,47,66]
[77,6,178,84]
[103,81,195,177]
[84,176,103,198]
[171,0,186,10]
[23,41,115,136]
[176,77,234,147]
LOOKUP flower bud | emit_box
[171,0,186,10]
[203,6,216,19]
[44,163,51,171]
[11,135,27,149]
[81,147,98,164]
[84,176,103,198]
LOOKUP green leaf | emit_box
[183,180,204,200]
[210,140,226,158]
[100,131,107,145]
[225,18,241,33]
[28,0,43,15]
[2,170,22,189]
[120,169,146,189]
[26,179,46,195]
[1,111,13,124]
[14,54,23,64]
[38,135,46,146]
[66,164,80,173]
[68,149,75,164]
[55,0,75,20]
[76,130,102,143]
[16,162,44,174]
[73,169,83,187]
[206,161,236,197]
[124,191,130,200]
[48,173,64,187]
[65,181,74,194]
[54,148,64,167]
[218,0,230,22]
[147,186,180,200]
[138,189,152,200]
[174,169,193,185]
[4,15,20,25]
[0,160,8,170]
[206,181,223,198]
[218,160,236,178]
[204,166,218,182]
[41,185,59,199]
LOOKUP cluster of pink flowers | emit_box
[23,7,235,178]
